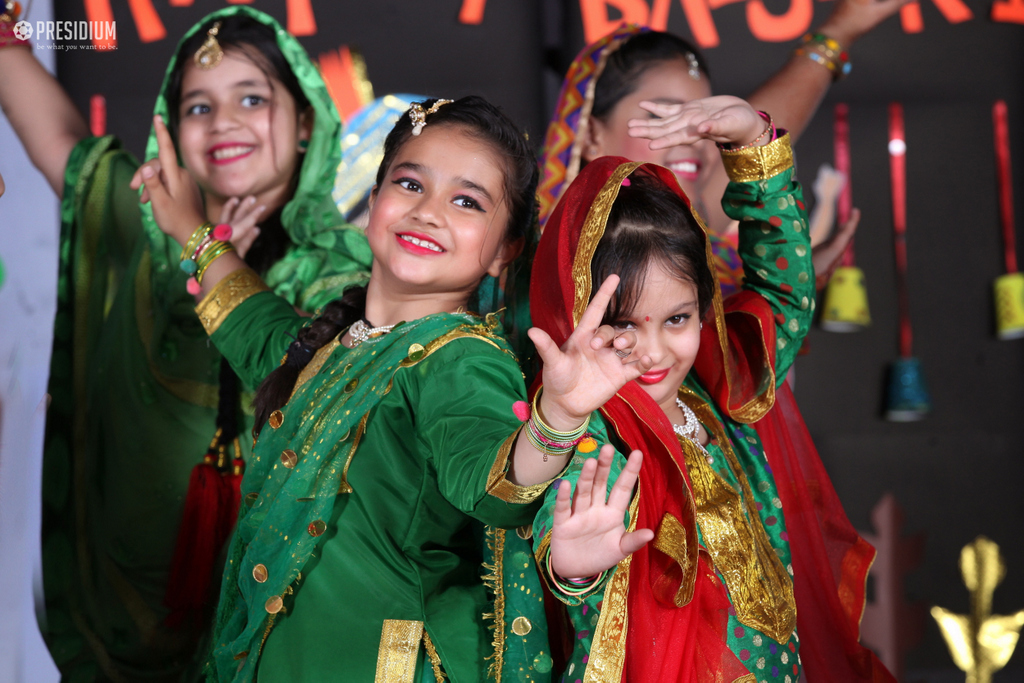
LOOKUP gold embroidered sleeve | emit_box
[195,268,270,336]
[720,133,793,183]
[485,427,560,505]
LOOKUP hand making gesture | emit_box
[626,95,771,151]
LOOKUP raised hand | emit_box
[626,96,767,151]
[218,196,266,259]
[129,115,205,247]
[550,445,654,578]
[818,0,912,48]
[813,207,862,289]
[528,275,653,430]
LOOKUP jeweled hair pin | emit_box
[409,99,453,136]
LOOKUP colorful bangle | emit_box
[527,389,590,461]
[195,241,235,284]
[545,546,606,597]
[794,32,850,80]
[180,222,214,266]
[0,2,29,50]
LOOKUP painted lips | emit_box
[396,232,446,255]
[636,368,670,385]
[207,143,255,165]
[667,159,701,182]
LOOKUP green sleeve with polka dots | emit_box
[721,163,814,380]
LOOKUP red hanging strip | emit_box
[889,102,913,358]
[835,103,855,267]
[993,100,1018,274]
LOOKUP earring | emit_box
[298,139,309,152]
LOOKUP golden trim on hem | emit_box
[583,490,639,683]
[720,133,793,183]
[482,526,506,681]
[195,268,269,335]
[374,619,424,683]
[422,629,446,682]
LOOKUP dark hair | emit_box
[165,15,313,449]
[252,96,539,434]
[591,31,710,122]
[590,172,714,325]
[165,14,311,273]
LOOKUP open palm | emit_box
[550,445,654,578]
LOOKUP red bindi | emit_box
[645,316,650,322]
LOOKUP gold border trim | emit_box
[485,426,552,504]
[571,161,643,324]
[582,489,639,683]
[720,133,794,183]
[194,268,269,336]
[374,619,424,683]
[482,526,506,682]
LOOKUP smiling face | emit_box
[585,57,714,200]
[175,50,311,215]
[608,259,702,412]
[364,123,517,302]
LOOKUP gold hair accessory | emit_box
[408,99,453,136]
[194,21,223,71]
[685,51,701,81]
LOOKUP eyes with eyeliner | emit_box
[391,177,486,213]
[182,93,268,118]
[611,312,692,331]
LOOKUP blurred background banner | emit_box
[0,0,1021,679]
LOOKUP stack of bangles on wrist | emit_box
[718,110,776,152]
[1,2,30,49]
[794,32,850,80]
[524,390,590,462]
[180,222,235,294]
[545,547,606,597]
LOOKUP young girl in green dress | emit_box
[140,95,663,681]
[0,7,371,679]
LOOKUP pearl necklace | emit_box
[674,398,713,462]
[349,319,395,347]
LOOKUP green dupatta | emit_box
[41,7,369,680]
[209,313,511,680]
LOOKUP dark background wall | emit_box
[52,0,1024,678]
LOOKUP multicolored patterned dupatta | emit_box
[536,23,745,297]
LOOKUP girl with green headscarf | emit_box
[0,7,370,680]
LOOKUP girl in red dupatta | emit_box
[526,96,894,682]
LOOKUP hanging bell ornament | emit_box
[821,266,871,332]
[884,357,930,422]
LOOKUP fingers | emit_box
[153,116,178,187]
[552,479,573,528]
[140,162,170,205]
[590,445,615,508]
[219,197,241,225]
[620,528,655,555]
[607,449,642,511]
[527,326,561,365]
[572,457,597,516]
[590,324,617,351]
[576,275,619,334]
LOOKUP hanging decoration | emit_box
[931,536,1024,683]
[821,103,871,332]
[991,100,1024,340]
[883,102,931,421]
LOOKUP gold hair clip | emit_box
[685,51,701,81]
[194,21,223,71]
[408,99,453,136]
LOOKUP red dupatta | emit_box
[531,156,894,682]
[531,157,755,682]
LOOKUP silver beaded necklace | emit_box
[348,319,395,347]
[674,398,713,463]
